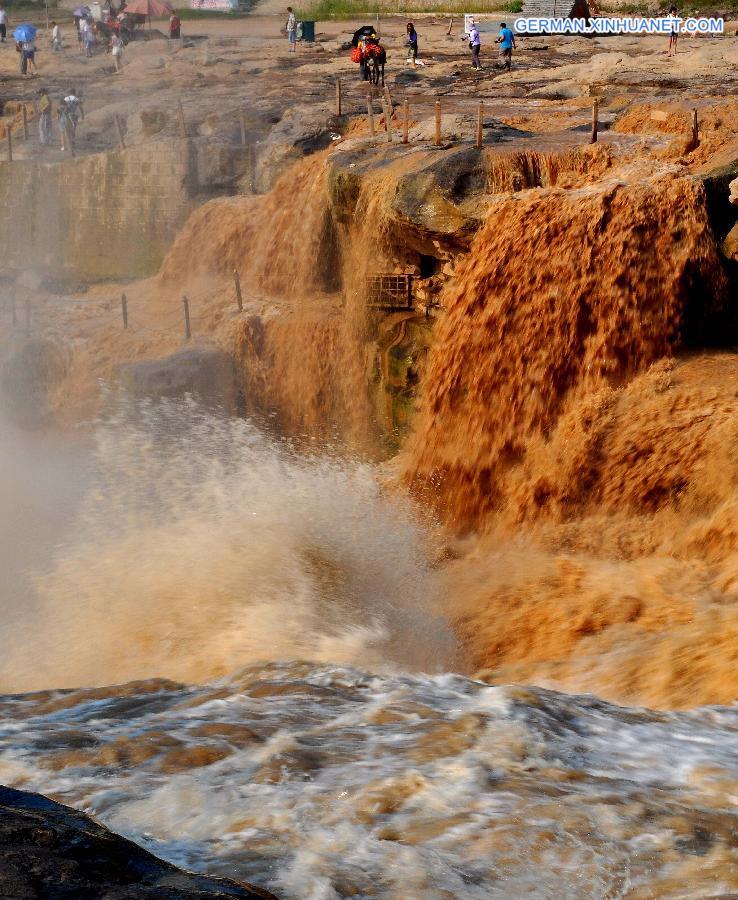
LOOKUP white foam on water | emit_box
[2,400,738,897]
[2,666,738,897]
[0,398,455,692]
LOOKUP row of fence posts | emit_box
[4,108,27,161]
[0,87,701,163]
[115,270,245,340]
[333,77,699,151]
[2,98,188,161]
[10,267,246,345]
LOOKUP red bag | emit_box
[351,46,362,63]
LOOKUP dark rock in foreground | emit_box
[0,785,278,899]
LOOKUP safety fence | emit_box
[332,77,701,150]
[2,267,419,348]
[1,73,702,165]
[0,94,257,161]
[1,270,248,343]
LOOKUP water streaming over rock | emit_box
[6,130,738,899]
[405,173,726,527]
[3,664,738,899]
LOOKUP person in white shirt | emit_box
[51,21,62,51]
[64,92,84,134]
[0,6,7,43]
[79,16,89,53]
[111,32,123,71]
[285,7,296,53]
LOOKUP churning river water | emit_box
[1,399,738,899]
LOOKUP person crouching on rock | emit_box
[495,22,515,71]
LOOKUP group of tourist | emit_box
[36,87,84,151]
[463,19,516,71]
[288,11,518,74]
[4,2,182,78]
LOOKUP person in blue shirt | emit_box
[467,22,481,70]
[495,22,516,71]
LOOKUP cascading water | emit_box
[0,397,454,693]
[6,124,738,900]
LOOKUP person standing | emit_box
[22,38,37,75]
[169,11,180,38]
[406,22,418,66]
[79,16,89,52]
[38,88,53,144]
[111,31,123,70]
[495,22,515,70]
[286,7,296,53]
[58,99,74,152]
[83,22,94,57]
[51,20,62,51]
[0,5,7,43]
[468,21,481,70]
[667,5,679,56]
[16,40,26,75]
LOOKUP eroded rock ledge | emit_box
[0,785,278,899]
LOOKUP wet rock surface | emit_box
[254,106,344,193]
[115,347,237,411]
[0,785,278,899]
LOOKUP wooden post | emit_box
[591,99,599,144]
[447,16,453,35]
[178,100,187,138]
[335,77,342,116]
[402,100,409,144]
[182,295,191,340]
[383,84,393,111]
[115,115,126,150]
[233,269,243,311]
[434,99,441,147]
[22,107,28,141]
[382,98,392,142]
[367,96,375,136]
[239,110,247,146]
[24,298,30,337]
[121,292,128,329]
[6,127,12,162]
[476,100,484,150]
[692,107,699,149]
